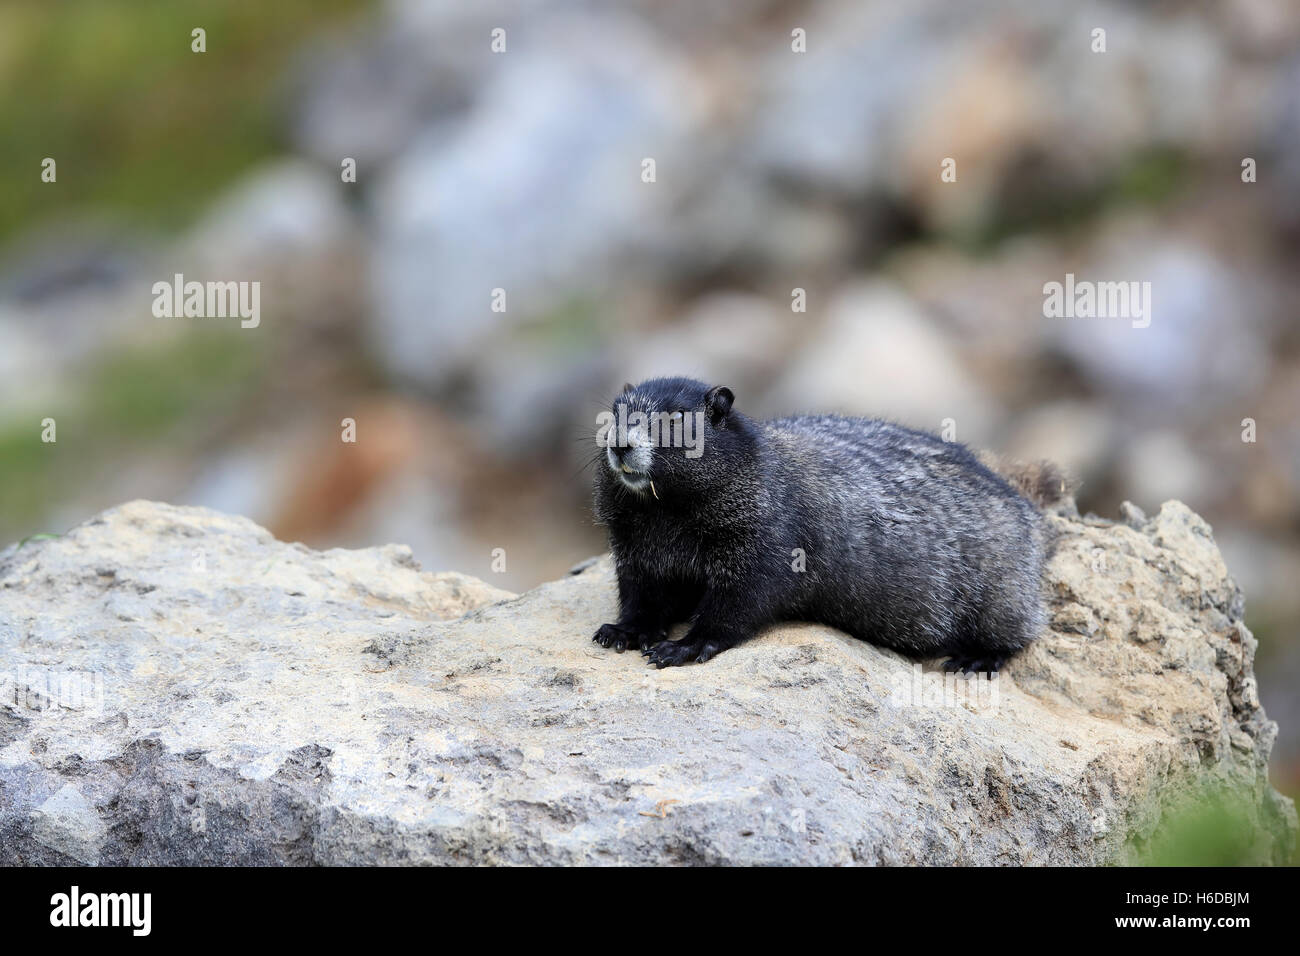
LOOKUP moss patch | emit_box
[0,330,267,541]
[0,0,373,242]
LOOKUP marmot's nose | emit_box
[614,434,643,458]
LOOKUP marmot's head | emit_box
[597,377,735,496]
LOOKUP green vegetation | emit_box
[0,0,373,242]
[0,330,268,541]
[518,298,604,354]
[952,146,1192,253]
[1132,785,1293,866]
[83,329,265,439]
[0,0,372,543]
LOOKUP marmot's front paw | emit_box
[592,622,662,653]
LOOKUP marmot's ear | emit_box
[705,385,734,424]
[621,381,635,394]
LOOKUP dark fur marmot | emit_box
[592,377,1058,671]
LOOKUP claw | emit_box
[592,622,633,650]
[695,640,723,664]
[645,639,702,668]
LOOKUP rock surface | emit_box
[0,499,1294,864]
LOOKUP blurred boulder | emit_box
[186,160,352,271]
[1115,430,1217,513]
[616,292,796,399]
[1002,401,1115,491]
[764,282,1001,441]
[181,160,361,327]
[368,11,698,384]
[1047,230,1271,412]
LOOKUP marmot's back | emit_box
[764,415,1040,533]
[760,415,1049,660]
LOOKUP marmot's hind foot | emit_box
[942,653,1006,677]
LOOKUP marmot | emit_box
[591,377,1065,671]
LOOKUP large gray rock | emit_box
[0,499,1293,864]
[367,9,697,384]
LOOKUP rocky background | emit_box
[1,2,1298,821]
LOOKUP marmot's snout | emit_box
[601,406,655,493]
[598,381,727,495]
[605,438,653,483]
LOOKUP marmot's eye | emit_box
[669,410,684,422]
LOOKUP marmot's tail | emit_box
[979,453,1077,509]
